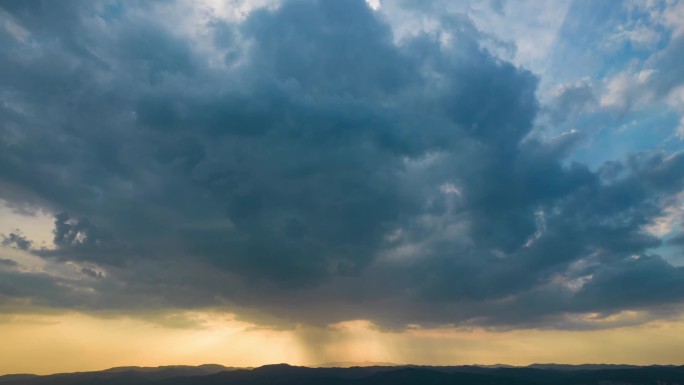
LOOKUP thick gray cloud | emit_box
[0,259,18,268]
[1,232,32,250]
[670,233,684,247]
[0,0,683,329]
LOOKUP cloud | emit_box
[80,267,103,279]
[0,0,683,330]
[0,259,18,268]
[1,232,32,250]
[669,233,684,247]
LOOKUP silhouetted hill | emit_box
[361,367,537,385]
[314,361,399,368]
[0,376,37,384]
[3,363,684,385]
[527,363,642,370]
[0,364,236,385]
[101,364,232,374]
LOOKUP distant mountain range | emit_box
[313,361,399,368]
[0,364,238,385]
[2,363,684,385]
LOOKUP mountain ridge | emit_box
[3,363,684,385]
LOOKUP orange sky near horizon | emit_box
[1,311,684,375]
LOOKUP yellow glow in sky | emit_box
[0,200,54,248]
[1,311,684,375]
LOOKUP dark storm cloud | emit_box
[0,259,18,268]
[545,80,597,126]
[670,233,684,246]
[0,269,93,307]
[0,0,683,329]
[1,233,32,251]
[80,267,103,279]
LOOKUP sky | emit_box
[1,0,684,374]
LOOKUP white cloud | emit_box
[468,0,571,73]
[644,193,684,237]
[439,183,462,196]
[0,10,29,43]
[365,0,380,11]
[662,86,684,140]
[600,69,655,109]
[663,0,684,37]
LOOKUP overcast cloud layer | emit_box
[1,0,684,330]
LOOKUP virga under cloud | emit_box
[1,0,684,332]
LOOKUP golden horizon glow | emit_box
[1,311,684,375]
